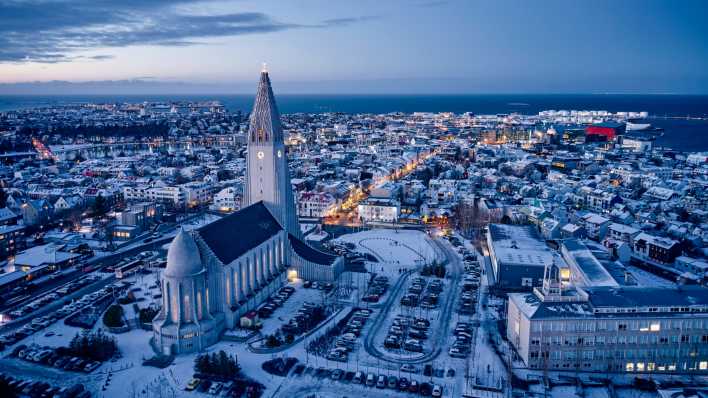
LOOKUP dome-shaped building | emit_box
[152,229,223,354]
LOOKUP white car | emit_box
[400,364,418,373]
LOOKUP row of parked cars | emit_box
[325,308,372,362]
[256,285,295,319]
[302,280,334,292]
[185,378,235,395]
[458,262,481,315]
[384,314,431,353]
[0,281,126,348]
[0,372,88,398]
[280,302,323,336]
[8,274,102,319]
[12,344,103,373]
[361,275,389,303]
[402,276,444,309]
[449,321,475,358]
[292,365,443,396]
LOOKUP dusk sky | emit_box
[1,0,707,94]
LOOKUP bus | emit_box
[115,259,143,279]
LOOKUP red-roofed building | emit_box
[585,122,625,141]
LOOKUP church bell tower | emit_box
[244,65,300,237]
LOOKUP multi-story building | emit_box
[124,184,207,206]
[606,223,640,244]
[182,181,210,206]
[507,263,708,374]
[579,213,611,241]
[631,233,681,265]
[486,223,555,289]
[124,185,185,205]
[358,197,400,223]
[211,187,241,212]
[298,191,337,218]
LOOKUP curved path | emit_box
[358,237,429,264]
[363,238,462,365]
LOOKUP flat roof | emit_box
[562,239,619,287]
[489,224,553,267]
[586,286,708,309]
[0,270,27,287]
[14,244,81,268]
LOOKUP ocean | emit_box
[1,94,708,151]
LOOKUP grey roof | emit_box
[289,234,338,265]
[586,286,708,309]
[562,239,618,287]
[247,71,283,144]
[0,207,17,221]
[197,201,282,265]
[0,270,27,287]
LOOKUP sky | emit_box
[1,0,707,94]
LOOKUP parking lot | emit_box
[290,363,444,397]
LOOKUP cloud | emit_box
[416,1,450,7]
[321,15,381,27]
[0,1,301,63]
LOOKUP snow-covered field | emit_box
[336,229,441,269]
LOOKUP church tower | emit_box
[244,66,300,237]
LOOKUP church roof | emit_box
[289,233,339,265]
[197,201,282,265]
[248,69,282,143]
[165,228,203,278]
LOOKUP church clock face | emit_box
[257,151,264,159]
[277,150,282,158]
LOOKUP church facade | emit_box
[152,69,344,355]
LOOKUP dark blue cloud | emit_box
[321,15,381,26]
[0,0,350,63]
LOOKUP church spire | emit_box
[244,67,301,238]
[248,65,282,144]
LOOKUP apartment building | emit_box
[507,264,708,374]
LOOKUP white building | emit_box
[298,191,337,218]
[211,187,241,212]
[507,263,708,374]
[182,181,210,206]
[358,197,400,223]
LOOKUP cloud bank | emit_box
[0,0,371,63]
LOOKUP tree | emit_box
[103,304,125,327]
[92,194,108,217]
[0,187,7,208]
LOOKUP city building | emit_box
[507,263,708,374]
[486,223,555,289]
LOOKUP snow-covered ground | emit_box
[335,229,441,271]
[627,265,677,288]
[2,228,701,398]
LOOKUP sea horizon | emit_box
[2,93,708,152]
